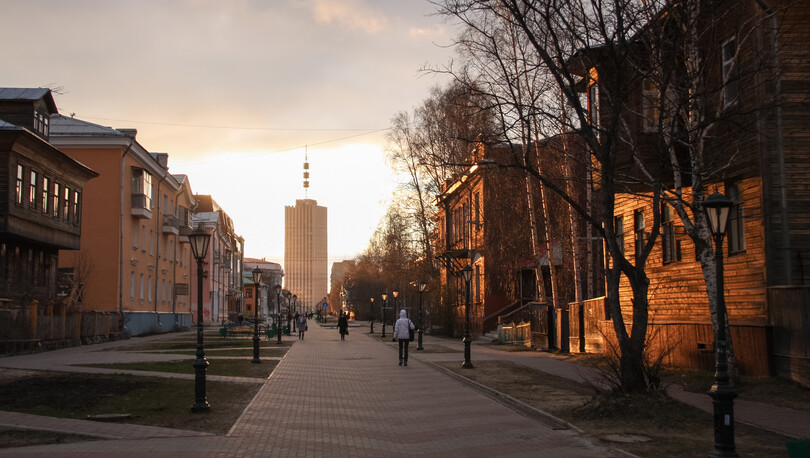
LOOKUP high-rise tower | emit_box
[284,150,328,313]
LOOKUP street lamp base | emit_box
[191,402,211,413]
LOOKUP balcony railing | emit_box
[131,194,152,219]
[162,214,180,235]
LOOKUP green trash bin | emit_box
[787,439,810,458]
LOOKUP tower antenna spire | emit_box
[303,146,310,198]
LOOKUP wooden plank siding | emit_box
[768,286,810,385]
[614,177,768,325]
[602,176,771,375]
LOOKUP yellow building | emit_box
[284,199,327,314]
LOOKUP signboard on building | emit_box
[175,283,189,296]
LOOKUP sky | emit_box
[1,0,454,267]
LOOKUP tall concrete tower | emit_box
[284,151,328,313]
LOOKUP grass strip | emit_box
[80,358,278,378]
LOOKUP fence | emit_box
[497,320,531,346]
[0,300,126,354]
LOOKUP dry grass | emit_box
[440,360,790,457]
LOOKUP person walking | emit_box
[393,309,415,366]
[297,313,307,340]
[338,312,349,341]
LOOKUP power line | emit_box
[74,114,387,132]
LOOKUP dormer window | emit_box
[33,111,49,137]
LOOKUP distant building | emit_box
[284,199,327,314]
[194,195,244,324]
[243,257,283,320]
[49,115,196,335]
[330,260,355,315]
[0,88,98,344]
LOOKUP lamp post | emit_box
[392,289,399,319]
[461,265,474,369]
[251,267,262,364]
[291,294,297,332]
[274,285,282,344]
[417,281,427,350]
[704,191,737,458]
[381,292,388,338]
[369,297,375,333]
[189,225,211,413]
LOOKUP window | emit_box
[42,177,50,214]
[614,216,625,256]
[474,192,481,230]
[142,226,146,252]
[634,210,645,263]
[246,288,252,299]
[722,37,739,109]
[132,222,139,248]
[727,184,746,253]
[72,191,81,225]
[131,168,153,208]
[642,79,660,133]
[130,272,135,299]
[662,205,677,263]
[15,165,24,205]
[148,275,153,302]
[33,111,49,136]
[29,171,38,209]
[52,183,60,218]
[149,230,154,256]
[139,274,145,301]
[62,187,70,220]
[161,279,166,302]
[589,82,599,128]
[475,264,481,303]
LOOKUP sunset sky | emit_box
[1,0,454,266]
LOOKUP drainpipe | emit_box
[754,0,790,284]
[118,141,134,316]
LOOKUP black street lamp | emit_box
[274,285,283,344]
[461,264,474,369]
[369,297,375,333]
[251,267,262,364]
[417,281,427,351]
[291,294,297,332]
[189,225,211,413]
[703,191,737,457]
[381,292,388,338]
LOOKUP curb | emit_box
[424,360,583,433]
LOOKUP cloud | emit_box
[308,0,388,34]
[409,25,446,37]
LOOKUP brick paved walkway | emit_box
[0,323,623,457]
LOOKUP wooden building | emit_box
[0,88,97,344]
[577,0,810,382]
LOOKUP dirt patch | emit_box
[440,360,789,457]
[0,372,259,437]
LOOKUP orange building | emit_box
[50,116,197,335]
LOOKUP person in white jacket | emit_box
[393,309,415,366]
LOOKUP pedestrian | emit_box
[393,309,415,366]
[338,312,349,341]
[297,313,307,340]
[293,312,299,332]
